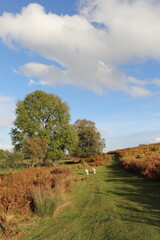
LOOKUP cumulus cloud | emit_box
[0,1,159,96]
[18,61,152,96]
[0,95,15,128]
[19,62,69,86]
[80,0,160,62]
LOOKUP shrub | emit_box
[109,143,160,180]
[0,149,24,170]
[84,154,109,166]
[68,154,109,167]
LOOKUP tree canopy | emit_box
[73,119,106,158]
[11,90,78,160]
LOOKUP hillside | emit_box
[108,143,160,180]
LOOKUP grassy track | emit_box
[21,156,160,240]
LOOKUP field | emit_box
[0,154,160,239]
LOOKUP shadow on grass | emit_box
[105,155,160,227]
[65,161,81,165]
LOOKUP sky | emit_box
[0,0,160,152]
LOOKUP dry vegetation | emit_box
[0,166,75,238]
[109,143,160,180]
[65,154,109,166]
[84,155,109,166]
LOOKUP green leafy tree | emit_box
[11,90,78,160]
[22,137,47,166]
[73,119,106,158]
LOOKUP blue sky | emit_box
[0,0,160,151]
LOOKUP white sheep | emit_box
[92,168,96,174]
[84,169,89,175]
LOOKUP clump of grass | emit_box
[53,181,70,216]
[31,187,56,218]
[31,175,72,218]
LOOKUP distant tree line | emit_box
[1,90,106,168]
[0,149,23,169]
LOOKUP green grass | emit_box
[31,188,56,218]
[18,155,160,240]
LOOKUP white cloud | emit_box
[128,77,147,86]
[0,4,105,62]
[80,0,160,62]
[0,2,159,96]
[19,62,69,86]
[18,61,152,96]
[28,79,38,86]
[0,95,15,128]
[151,137,160,143]
[127,86,152,98]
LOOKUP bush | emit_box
[0,149,10,169]
[0,149,24,169]
[81,155,109,166]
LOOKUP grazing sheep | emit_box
[84,169,89,175]
[92,168,96,174]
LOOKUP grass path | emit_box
[22,156,160,240]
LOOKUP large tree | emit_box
[73,119,106,158]
[11,90,78,160]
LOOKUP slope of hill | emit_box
[108,143,160,180]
